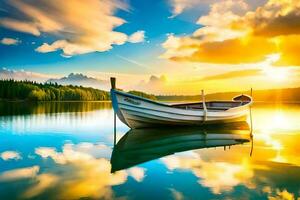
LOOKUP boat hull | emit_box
[111,89,251,129]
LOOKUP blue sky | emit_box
[0,0,299,94]
[0,0,203,75]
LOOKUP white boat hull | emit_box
[111,89,252,129]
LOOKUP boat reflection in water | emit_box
[111,122,252,173]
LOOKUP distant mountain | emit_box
[0,67,54,82]
[47,73,110,90]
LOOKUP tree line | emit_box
[4,79,298,102]
[0,80,110,101]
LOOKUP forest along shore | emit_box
[1,80,300,102]
[0,80,154,101]
[0,80,110,101]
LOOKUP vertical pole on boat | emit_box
[250,88,253,136]
[111,77,117,146]
[202,90,207,122]
[250,87,253,156]
[110,77,116,90]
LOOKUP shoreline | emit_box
[1,99,300,104]
[0,99,111,103]
[160,100,300,104]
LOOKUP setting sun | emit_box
[264,67,289,81]
[261,54,289,81]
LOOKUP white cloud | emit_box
[47,73,110,90]
[35,40,67,53]
[168,0,225,18]
[134,75,168,94]
[128,30,145,43]
[127,167,146,182]
[162,0,250,60]
[0,151,21,161]
[0,166,39,182]
[194,0,249,42]
[35,147,67,164]
[160,34,200,59]
[168,0,261,18]
[0,37,20,45]
[0,0,143,56]
[168,0,203,18]
[35,142,113,165]
[85,70,150,90]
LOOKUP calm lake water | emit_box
[0,102,300,200]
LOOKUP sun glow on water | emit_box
[251,104,300,167]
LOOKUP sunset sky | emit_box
[0,0,300,94]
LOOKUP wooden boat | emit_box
[111,122,251,172]
[110,77,253,129]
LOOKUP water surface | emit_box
[0,102,299,200]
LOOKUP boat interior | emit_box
[170,94,252,111]
[171,101,244,111]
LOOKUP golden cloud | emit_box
[23,173,59,198]
[171,36,276,64]
[264,188,297,200]
[0,0,144,56]
[33,142,145,199]
[200,69,262,81]
[274,35,300,66]
[0,18,41,36]
[161,154,254,194]
[237,0,300,37]
[162,0,300,66]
